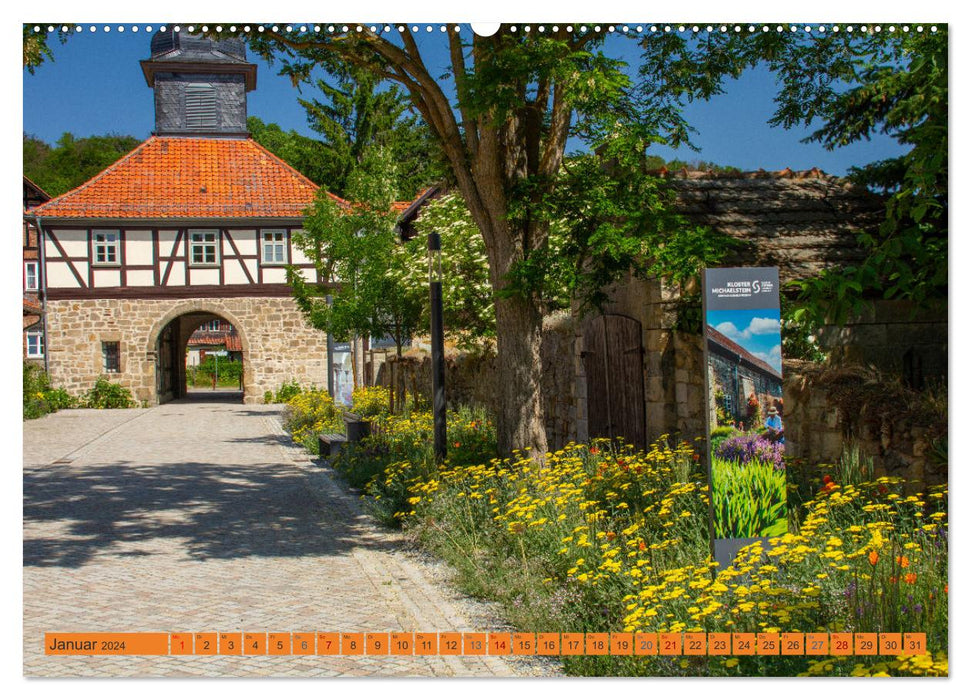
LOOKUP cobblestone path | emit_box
[23,397,547,677]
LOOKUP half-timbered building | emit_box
[23,176,50,364]
[27,29,334,403]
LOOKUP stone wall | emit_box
[819,300,947,388]
[783,362,947,485]
[45,296,329,404]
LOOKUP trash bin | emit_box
[343,412,371,443]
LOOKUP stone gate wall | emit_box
[45,297,329,404]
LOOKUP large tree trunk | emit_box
[493,294,548,457]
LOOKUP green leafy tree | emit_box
[299,64,447,198]
[405,193,496,344]
[23,25,74,74]
[638,27,947,326]
[247,27,655,455]
[23,132,142,197]
[247,25,944,455]
[288,147,424,362]
[247,116,332,188]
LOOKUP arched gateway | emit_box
[28,29,333,404]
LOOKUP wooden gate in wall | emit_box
[582,314,646,448]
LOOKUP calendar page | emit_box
[20,13,948,682]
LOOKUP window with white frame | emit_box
[189,230,219,266]
[26,330,44,358]
[24,261,38,291]
[93,230,119,265]
[261,229,287,264]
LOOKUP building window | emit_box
[93,230,119,265]
[189,230,219,266]
[262,229,287,264]
[203,319,221,331]
[102,341,121,373]
[26,331,44,358]
[24,261,38,291]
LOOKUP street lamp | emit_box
[325,294,335,398]
[427,231,447,462]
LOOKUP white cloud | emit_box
[714,321,743,340]
[754,344,783,372]
[715,317,780,342]
[747,317,781,336]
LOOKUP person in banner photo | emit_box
[764,405,784,444]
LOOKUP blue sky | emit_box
[22,25,907,176]
[706,308,783,373]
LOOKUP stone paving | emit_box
[23,397,553,677]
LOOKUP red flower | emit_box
[590,447,600,455]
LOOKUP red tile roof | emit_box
[188,331,242,352]
[23,296,42,315]
[29,136,345,220]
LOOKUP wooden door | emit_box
[583,314,646,448]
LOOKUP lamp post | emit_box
[427,231,447,462]
[325,294,335,398]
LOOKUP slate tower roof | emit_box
[140,28,257,137]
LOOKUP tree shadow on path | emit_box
[23,457,397,569]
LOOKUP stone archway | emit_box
[146,302,252,404]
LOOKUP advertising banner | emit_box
[702,268,788,565]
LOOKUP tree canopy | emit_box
[23,132,142,197]
[289,147,424,358]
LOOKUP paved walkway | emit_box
[23,399,550,677]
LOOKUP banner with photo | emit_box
[702,267,788,565]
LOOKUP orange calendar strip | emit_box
[44,633,168,655]
[42,631,935,656]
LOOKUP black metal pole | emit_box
[325,294,335,398]
[428,232,447,462]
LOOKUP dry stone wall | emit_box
[45,297,329,404]
[783,361,947,486]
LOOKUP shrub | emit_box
[350,385,390,419]
[273,380,303,404]
[328,405,497,526]
[45,387,78,411]
[282,388,343,452]
[23,363,79,419]
[81,377,136,409]
[23,362,51,419]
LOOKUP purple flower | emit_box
[715,434,786,470]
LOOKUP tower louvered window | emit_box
[185,83,217,129]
